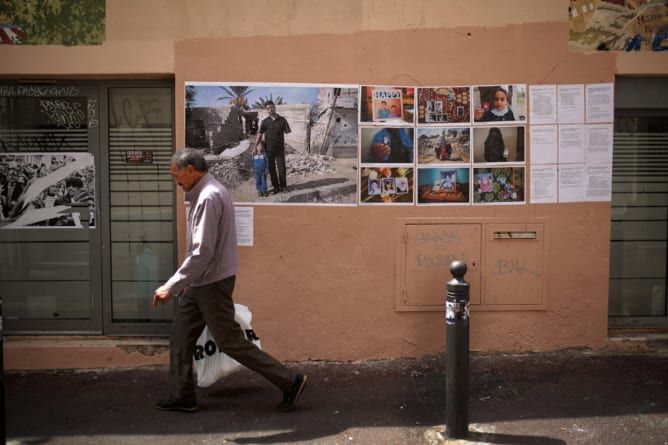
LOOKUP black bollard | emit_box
[0,297,5,444]
[445,261,469,439]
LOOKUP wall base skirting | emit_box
[605,331,668,354]
[3,336,170,370]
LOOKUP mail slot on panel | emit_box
[493,231,537,240]
[484,223,546,308]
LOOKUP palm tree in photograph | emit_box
[252,93,285,110]
[217,86,255,108]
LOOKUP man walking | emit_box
[255,100,291,194]
[153,148,306,412]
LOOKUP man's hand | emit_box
[153,286,172,308]
[368,143,390,162]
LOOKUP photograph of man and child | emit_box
[185,82,360,205]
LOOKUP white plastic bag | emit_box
[193,304,262,387]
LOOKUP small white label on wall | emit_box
[235,206,254,247]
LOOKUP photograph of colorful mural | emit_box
[185,82,359,205]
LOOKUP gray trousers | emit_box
[169,276,296,402]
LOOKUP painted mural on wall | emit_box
[185,82,359,205]
[0,0,104,45]
[569,0,668,51]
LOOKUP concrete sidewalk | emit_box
[5,350,668,444]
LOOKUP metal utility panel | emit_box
[396,224,482,312]
[483,223,546,308]
[396,220,547,312]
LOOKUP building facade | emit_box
[1,0,667,369]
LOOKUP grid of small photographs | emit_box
[470,84,526,204]
[416,125,471,205]
[359,86,415,205]
[359,84,527,205]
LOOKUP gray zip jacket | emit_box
[164,172,238,296]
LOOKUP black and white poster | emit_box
[0,152,95,228]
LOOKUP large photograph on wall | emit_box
[0,153,95,228]
[185,82,359,205]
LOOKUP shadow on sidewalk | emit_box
[5,352,668,444]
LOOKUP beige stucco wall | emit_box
[2,0,667,366]
[173,25,617,362]
[4,0,666,76]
